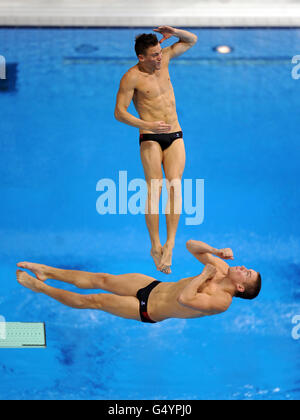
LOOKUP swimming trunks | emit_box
[139,131,183,152]
[136,280,162,323]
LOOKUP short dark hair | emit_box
[235,273,262,300]
[135,33,159,57]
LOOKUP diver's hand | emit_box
[153,26,178,44]
[147,121,172,133]
[202,264,217,279]
[216,248,234,260]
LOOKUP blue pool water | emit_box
[0,27,300,400]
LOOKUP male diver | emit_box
[114,26,198,274]
[16,240,261,324]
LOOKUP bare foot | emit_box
[158,244,173,275]
[16,262,48,282]
[151,247,163,271]
[16,270,43,293]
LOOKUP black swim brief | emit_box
[136,280,162,323]
[139,131,183,152]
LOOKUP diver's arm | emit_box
[114,72,148,130]
[173,28,198,44]
[186,240,232,273]
[178,265,231,314]
[178,264,216,303]
[186,240,220,256]
[155,26,197,60]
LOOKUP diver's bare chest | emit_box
[135,70,171,99]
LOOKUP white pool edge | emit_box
[0,4,300,27]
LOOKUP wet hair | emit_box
[135,33,159,57]
[235,272,262,300]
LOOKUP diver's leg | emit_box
[17,261,107,289]
[140,141,164,270]
[16,270,141,321]
[17,262,157,296]
[160,138,186,273]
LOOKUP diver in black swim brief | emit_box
[139,131,183,152]
[17,241,261,325]
[114,27,198,275]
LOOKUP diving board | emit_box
[0,322,46,348]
